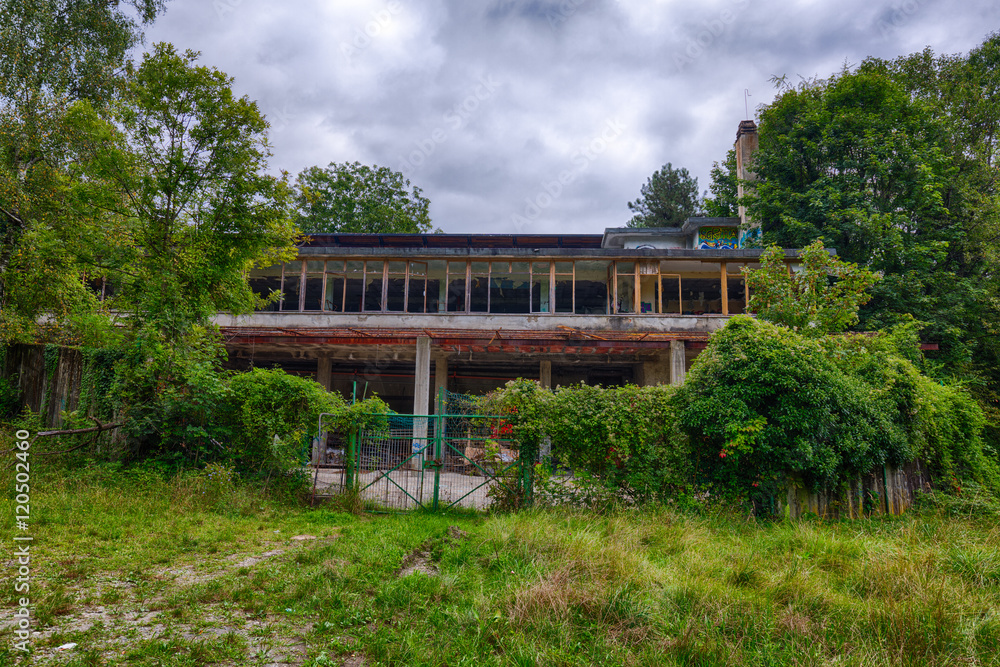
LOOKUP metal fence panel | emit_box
[312,412,526,511]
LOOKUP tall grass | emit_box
[2,460,1000,666]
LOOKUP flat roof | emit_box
[301,233,604,249]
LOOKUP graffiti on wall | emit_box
[697,226,738,249]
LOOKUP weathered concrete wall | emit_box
[637,353,671,386]
[214,311,731,334]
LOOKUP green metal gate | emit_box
[344,411,531,511]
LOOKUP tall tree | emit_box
[626,162,701,228]
[295,162,432,234]
[746,69,969,358]
[858,35,1000,450]
[703,149,738,218]
[75,43,299,334]
[72,44,298,457]
[748,39,1000,467]
[0,0,167,342]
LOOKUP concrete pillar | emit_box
[313,356,332,465]
[670,339,686,386]
[720,262,729,316]
[539,360,552,389]
[735,120,758,230]
[414,336,431,415]
[410,336,432,469]
[434,356,448,413]
[316,355,332,390]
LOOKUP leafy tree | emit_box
[0,0,167,342]
[94,44,298,333]
[72,44,298,458]
[746,67,986,369]
[858,37,1000,410]
[295,162,432,234]
[703,149,738,218]
[626,162,701,228]
[744,240,880,336]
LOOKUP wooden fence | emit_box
[782,461,931,519]
[4,344,85,428]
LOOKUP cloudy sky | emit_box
[143,0,1000,235]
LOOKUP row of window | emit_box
[249,259,751,316]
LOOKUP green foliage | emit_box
[77,43,299,335]
[673,316,998,499]
[111,326,233,463]
[626,162,702,228]
[0,0,167,344]
[77,346,121,421]
[295,161,433,234]
[745,240,880,335]
[703,149,738,218]
[0,375,20,419]
[751,48,1000,395]
[224,367,344,475]
[479,379,692,505]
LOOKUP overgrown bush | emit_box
[673,316,998,502]
[479,379,692,506]
[0,375,21,419]
[224,367,345,476]
[111,324,233,463]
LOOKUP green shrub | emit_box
[673,316,997,502]
[111,325,233,463]
[480,379,692,505]
[224,367,345,476]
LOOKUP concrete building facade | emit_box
[217,122,773,412]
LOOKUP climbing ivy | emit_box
[479,380,693,505]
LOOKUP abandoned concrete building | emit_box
[217,121,772,413]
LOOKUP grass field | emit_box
[2,463,1000,666]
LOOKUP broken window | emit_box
[325,260,345,311]
[554,261,573,313]
[303,260,324,311]
[407,261,428,313]
[682,276,723,314]
[531,261,550,313]
[280,261,301,311]
[447,261,467,312]
[249,264,282,311]
[364,260,384,311]
[660,274,682,314]
[574,260,609,314]
[427,260,447,313]
[344,261,364,312]
[385,261,406,312]
[615,261,635,314]
[470,262,489,313]
[726,264,746,315]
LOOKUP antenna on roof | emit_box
[744,88,752,120]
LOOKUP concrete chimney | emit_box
[734,120,758,243]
